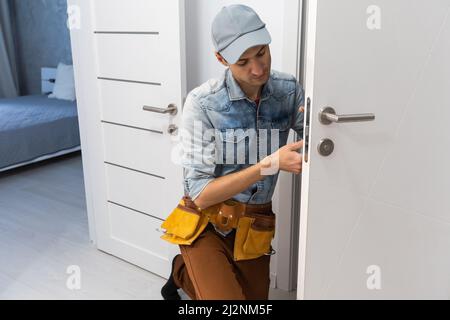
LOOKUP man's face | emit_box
[218,45,272,88]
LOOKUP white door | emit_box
[298,0,450,299]
[69,0,186,278]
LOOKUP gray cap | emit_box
[211,5,272,65]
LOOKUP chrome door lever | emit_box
[319,107,375,125]
[143,104,178,116]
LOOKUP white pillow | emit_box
[48,63,76,101]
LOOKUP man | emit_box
[161,4,304,300]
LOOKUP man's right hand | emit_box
[265,140,304,175]
[195,140,305,209]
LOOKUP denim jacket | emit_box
[181,68,304,205]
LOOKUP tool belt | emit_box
[160,195,276,261]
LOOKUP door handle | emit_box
[143,104,178,116]
[319,107,375,125]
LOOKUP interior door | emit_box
[69,0,186,278]
[298,0,450,299]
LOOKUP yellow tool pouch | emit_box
[160,196,219,245]
[160,196,275,262]
[233,212,276,261]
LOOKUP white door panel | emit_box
[102,123,181,178]
[105,164,183,222]
[369,30,450,223]
[69,0,186,279]
[325,200,450,299]
[95,34,167,84]
[299,0,450,299]
[301,181,366,297]
[306,1,448,197]
[93,0,167,32]
[99,81,172,131]
[108,203,171,278]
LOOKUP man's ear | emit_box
[215,52,229,66]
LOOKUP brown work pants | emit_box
[172,223,271,300]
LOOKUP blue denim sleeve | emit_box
[292,81,305,138]
[181,94,216,201]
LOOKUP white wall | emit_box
[185,0,302,290]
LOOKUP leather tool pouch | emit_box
[213,199,243,233]
[160,196,210,245]
[233,211,276,261]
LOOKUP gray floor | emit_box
[0,152,296,300]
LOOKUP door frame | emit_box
[70,0,306,289]
[274,0,305,292]
[68,0,102,245]
[296,0,317,300]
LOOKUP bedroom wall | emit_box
[11,0,73,95]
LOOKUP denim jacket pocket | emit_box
[217,129,249,165]
[271,117,291,131]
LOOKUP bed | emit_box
[0,67,80,172]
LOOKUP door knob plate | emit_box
[318,138,334,156]
[319,107,337,125]
[168,124,178,136]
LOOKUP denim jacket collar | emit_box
[225,68,273,102]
